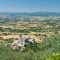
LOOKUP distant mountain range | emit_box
[0,12,60,16]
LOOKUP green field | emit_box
[0,14,60,60]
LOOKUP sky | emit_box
[0,0,60,12]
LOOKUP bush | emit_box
[46,52,60,60]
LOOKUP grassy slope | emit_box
[0,34,60,60]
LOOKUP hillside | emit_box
[0,12,60,60]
